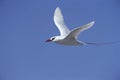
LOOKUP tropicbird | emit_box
[46,7,119,46]
[46,7,94,46]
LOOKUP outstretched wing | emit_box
[54,7,70,36]
[65,21,95,39]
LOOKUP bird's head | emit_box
[45,36,56,42]
[45,36,64,42]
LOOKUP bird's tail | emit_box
[85,41,120,46]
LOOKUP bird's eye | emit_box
[51,38,55,40]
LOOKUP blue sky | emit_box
[0,0,120,80]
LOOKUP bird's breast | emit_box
[55,39,82,45]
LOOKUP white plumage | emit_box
[46,7,95,46]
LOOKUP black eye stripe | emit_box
[52,38,55,40]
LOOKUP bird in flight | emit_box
[45,7,119,46]
[46,7,94,46]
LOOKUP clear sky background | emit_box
[0,0,120,80]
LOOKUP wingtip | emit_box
[91,21,95,24]
[86,21,95,27]
[56,7,60,10]
[54,7,62,16]
[90,21,95,26]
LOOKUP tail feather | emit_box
[85,41,120,46]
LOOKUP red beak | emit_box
[45,39,52,42]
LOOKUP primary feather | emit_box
[54,7,70,36]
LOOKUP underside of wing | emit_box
[54,7,70,36]
[65,21,95,39]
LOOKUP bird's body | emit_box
[53,36,86,45]
[46,7,94,46]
